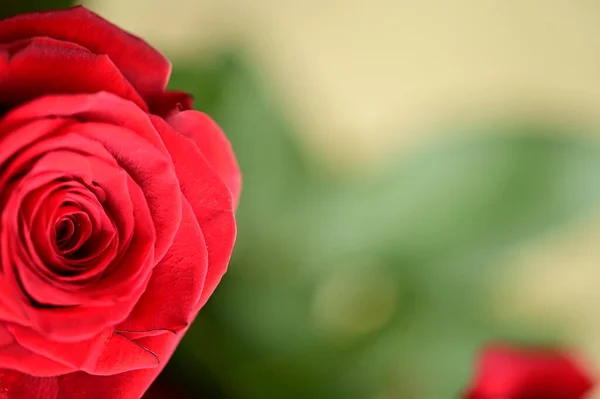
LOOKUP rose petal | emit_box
[117,199,207,333]
[26,299,148,344]
[6,325,167,377]
[0,327,12,348]
[6,327,111,372]
[55,329,186,398]
[0,118,72,186]
[0,6,170,101]
[167,111,241,207]
[0,369,59,399]
[0,339,73,377]
[152,116,236,309]
[57,367,161,399]
[465,344,595,398]
[0,37,147,110]
[0,277,27,326]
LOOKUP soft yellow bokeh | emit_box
[86,0,600,168]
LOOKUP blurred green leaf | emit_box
[165,53,600,399]
[301,127,600,275]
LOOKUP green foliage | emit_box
[167,54,600,399]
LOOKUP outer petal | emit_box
[4,324,163,377]
[167,111,241,207]
[0,37,147,110]
[0,369,59,399]
[117,199,208,334]
[0,337,73,377]
[53,330,187,399]
[0,359,179,398]
[151,115,236,309]
[5,327,110,373]
[0,343,167,396]
[0,6,170,101]
[57,366,167,399]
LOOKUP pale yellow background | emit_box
[84,0,600,394]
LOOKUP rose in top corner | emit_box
[0,5,240,399]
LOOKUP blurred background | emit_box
[6,1,600,398]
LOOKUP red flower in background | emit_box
[464,343,595,399]
[0,6,240,399]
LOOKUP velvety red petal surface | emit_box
[464,344,595,399]
[0,6,170,101]
[56,363,175,399]
[0,369,59,399]
[0,327,186,398]
[167,111,242,208]
[0,365,173,399]
[0,37,147,110]
[152,115,237,310]
[117,200,208,334]
[0,335,73,377]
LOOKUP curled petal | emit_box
[0,37,147,110]
[0,6,171,101]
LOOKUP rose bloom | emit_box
[0,6,240,399]
[463,343,595,399]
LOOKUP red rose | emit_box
[464,343,595,399]
[0,6,240,399]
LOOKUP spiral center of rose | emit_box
[8,176,124,285]
[54,212,91,255]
